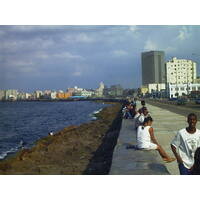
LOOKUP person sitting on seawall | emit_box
[122,104,132,119]
[129,105,137,118]
[133,107,141,130]
[171,113,200,175]
[135,107,151,130]
[138,100,146,113]
[137,117,175,163]
[191,147,200,175]
[122,105,128,118]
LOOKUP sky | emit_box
[1,25,200,92]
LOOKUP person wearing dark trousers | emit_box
[191,147,200,175]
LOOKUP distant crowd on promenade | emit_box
[122,99,200,175]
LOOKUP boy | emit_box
[171,113,200,175]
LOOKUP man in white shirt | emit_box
[171,113,200,175]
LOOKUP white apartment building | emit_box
[34,90,43,99]
[148,83,166,94]
[168,83,200,98]
[25,93,31,99]
[166,57,197,84]
[50,92,57,99]
[17,92,26,100]
[81,90,94,97]
[95,82,105,97]
[5,90,18,100]
[0,90,5,100]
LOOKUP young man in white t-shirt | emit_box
[171,113,200,175]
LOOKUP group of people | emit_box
[123,99,200,175]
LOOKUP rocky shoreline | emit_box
[0,102,123,175]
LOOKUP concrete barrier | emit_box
[109,119,170,175]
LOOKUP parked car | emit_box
[195,98,200,104]
[177,98,187,105]
[168,98,177,101]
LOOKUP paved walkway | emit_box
[109,102,200,175]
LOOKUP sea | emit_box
[0,101,109,160]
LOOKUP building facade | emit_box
[5,90,18,100]
[34,90,43,99]
[167,83,200,98]
[0,90,5,100]
[56,92,72,99]
[166,57,197,84]
[95,82,105,97]
[140,86,148,96]
[148,83,166,94]
[109,84,123,97]
[80,90,94,97]
[141,51,165,85]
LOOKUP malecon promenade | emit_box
[109,101,200,175]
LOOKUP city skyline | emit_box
[1,25,200,92]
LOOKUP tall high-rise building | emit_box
[141,51,165,85]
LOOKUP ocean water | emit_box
[0,101,109,160]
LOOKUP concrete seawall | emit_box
[109,102,200,175]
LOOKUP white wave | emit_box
[93,108,102,114]
[91,117,97,120]
[0,152,8,159]
[0,140,24,160]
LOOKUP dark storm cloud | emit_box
[0,25,200,92]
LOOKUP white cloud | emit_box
[1,37,55,53]
[34,51,50,59]
[9,60,34,67]
[3,59,37,74]
[112,50,128,57]
[72,71,82,76]
[76,33,94,42]
[144,39,157,51]
[144,39,177,53]
[31,51,84,61]
[164,46,176,53]
[53,52,84,60]
[177,26,191,41]
[8,25,65,32]
[19,67,36,73]
[64,33,94,43]
[0,30,5,36]
[129,25,138,32]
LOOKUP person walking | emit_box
[171,113,200,175]
[137,117,175,162]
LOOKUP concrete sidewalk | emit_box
[109,103,200,175]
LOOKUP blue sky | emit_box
[0,25,200,92]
